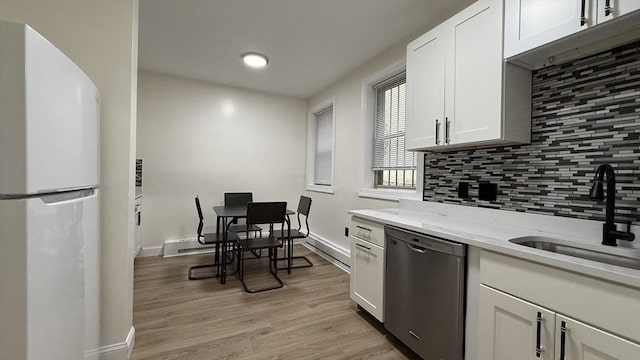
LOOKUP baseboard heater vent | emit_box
[163,238,215,257]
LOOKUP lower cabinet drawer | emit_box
[351,217,385,247]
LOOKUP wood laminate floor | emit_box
[132,245,419,360]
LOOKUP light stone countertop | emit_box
[349,200,640,289]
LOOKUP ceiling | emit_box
[138,0,473,99]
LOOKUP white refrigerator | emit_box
[0,20,100,359]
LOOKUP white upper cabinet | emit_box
[505,0,640,68]
[447,2,504,145]
[406,27,446,149]
[504,0,594,59]
[406,0,531,152]
[597,0,640,23]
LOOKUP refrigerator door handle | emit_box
[40,188,96,204]
[0,187,96,202]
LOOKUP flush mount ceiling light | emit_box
[242,52,268,68]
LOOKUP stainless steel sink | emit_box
[509,236,640,270]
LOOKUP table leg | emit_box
[215,215,222,276]
[221,216,230,284]
[286,214,292,274]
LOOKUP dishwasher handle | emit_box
[385,225,466,257]
[407,242,428,254]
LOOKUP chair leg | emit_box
[240,248,244,283]
[238,247,284,294]
[189,243,219,280]
[188,263,220,280]
[188,242,236,280]
[276,241,313,271]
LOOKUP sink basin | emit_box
[509,236,640,270]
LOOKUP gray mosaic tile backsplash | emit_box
[423,40,640,225]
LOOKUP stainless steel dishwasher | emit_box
[384,225,466,360]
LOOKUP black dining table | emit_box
[213,205,294,284]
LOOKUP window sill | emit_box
[306,184,334,194]
[358,188,421,202]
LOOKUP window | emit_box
[359,59,423,201]
[306,98,335,193]
[314,106,333,186]
[372,72,417,189]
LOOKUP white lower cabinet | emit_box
[479,285,555,360]
[479,251,640,359]
[349,217,385,322]
[556,314,640,360]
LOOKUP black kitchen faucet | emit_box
[589,164,635,246]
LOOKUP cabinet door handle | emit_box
[356,242,371,250]
[605,0,612,16]
[435,119,440,145]
[408,330,420,340]
[445,117,451,145]
[580,0,587,26]
[356,225,371,232]
[559,321,568,360]
[535,312,543,357]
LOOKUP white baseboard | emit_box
[127,326,135,359]
[84,326,135,360]
[137,245,163,258]
[138,236,352,274]
[133,245,141,258]
[303,232,350,273]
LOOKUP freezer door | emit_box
[0,189,98,360]
[0,21,99,195]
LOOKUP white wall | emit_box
[0,0,138,356]
[137,71,307,248]
[305,39,420,254]
[302,0,472,261]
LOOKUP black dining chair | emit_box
[271,195,313,273]
[188,196,240,280]
[236,201,287,293]
[224,192,263,238]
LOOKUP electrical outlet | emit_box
[458,182,469,199]
[479,182,497,201]
[345,227,349,237]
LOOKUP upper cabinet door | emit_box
[555,314,640,360]
[504,0,596,59]
[447,0,503,145]
[597,0,640,22]
[406,26,446,150]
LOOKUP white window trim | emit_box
[358,58,423,202]
[306,97,336,194]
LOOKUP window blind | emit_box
[372,72,416,173]
[314,106,333,186]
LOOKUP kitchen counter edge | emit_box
[349,208,640,289]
